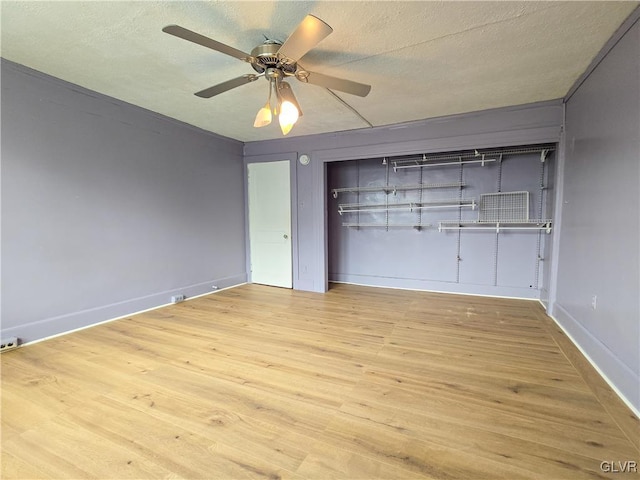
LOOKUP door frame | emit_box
[244,152,298,288]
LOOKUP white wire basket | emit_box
[479,191,529,223]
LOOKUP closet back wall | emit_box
[328,152,552,298]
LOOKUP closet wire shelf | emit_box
[342,223,433,229]
[338,198,476,215]
[438,191,552,233]
[331,182,465,199]
[438,220,553,234]
[390,144,556,172]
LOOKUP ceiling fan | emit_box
[163,15,371,135]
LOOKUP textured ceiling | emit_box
[1,1,637,142]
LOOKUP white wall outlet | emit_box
[171,294,186,304]
[0,337,19,352]
[591,295,597,310]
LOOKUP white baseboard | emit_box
[329,275,540,300]
[2,274,247,346]
[550,304,639,418]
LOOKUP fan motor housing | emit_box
[250,41,297,76]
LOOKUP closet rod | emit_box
[338,201,476,215]
[438,221,552,234]
[331,182,465,198]
[343,223,432,228]
[393,158,497,171]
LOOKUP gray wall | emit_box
[553,18,639,411]
[1,60,247,343]
[327,152,553,298]
[245,100,563,294]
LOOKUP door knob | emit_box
[283,234,289,239]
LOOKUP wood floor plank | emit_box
[365,355,605,418]
[2,283,637,479]
[296,440,431,479]
[375,343,590,393]
[317,411,538,479]
[105,363,337,438]
[362,367,625,437]
[205,442,306,480]
[346,377,635,459]
[177,336,366,383]
[2,415,174,479]
[58,394,223,479]
[0,450,50,480]
[340,391,635,474]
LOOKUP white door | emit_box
[248,161,292,288]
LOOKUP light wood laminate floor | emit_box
[1,283,638,479]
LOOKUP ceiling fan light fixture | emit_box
[277,81,302,116]
[254,80,274,128]
[253,105,272,128]
[279,100,299,135]
[276,81,302,135]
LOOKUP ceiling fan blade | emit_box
[277,15,333,62]
[195,74,260,98]
[163,25,252,62]
[298,71,371,97]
